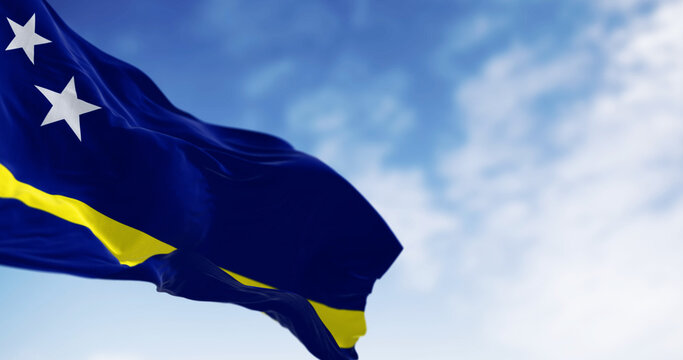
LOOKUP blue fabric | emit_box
[0,1,402,359]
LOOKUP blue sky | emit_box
[2,0,683,359]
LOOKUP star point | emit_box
[36,76,101,141]
[5,14,51,64]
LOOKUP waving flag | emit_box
[0,1,402,359]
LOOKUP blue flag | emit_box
[0,1,402,359]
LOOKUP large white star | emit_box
[5,14,51,64]
[35,77,101,141]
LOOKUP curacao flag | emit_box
[0,1,402,359]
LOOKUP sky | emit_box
[1,0,682,359]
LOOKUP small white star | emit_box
[35,77,101,141]
[5,14,51,64]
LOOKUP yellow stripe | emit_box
[0,163,365,348]
[224,269,366,348]
[0,163,175,266]
[308,300,366,348]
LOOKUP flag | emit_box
[0,1,402,359]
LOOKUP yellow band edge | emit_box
[0,163,364,348]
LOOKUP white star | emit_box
[5,14,51,64]
[35,77,101,141]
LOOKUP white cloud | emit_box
[432,15,501,79]
[286,69,415,142]
[244,59,295,98]
[441,1,683,358]
[593,0,663,12]
[443,45,590,211]
[88,354,144,360]
[197,0,339,55]
[446,15,499,52]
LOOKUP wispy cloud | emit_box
[594,0,663,11]
[197,0,341,56]
[433,14,502,78]
[88,354,144,360]
[441,1,683,358]
[244,59,295,98]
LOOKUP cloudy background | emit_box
[1,0,682,359]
